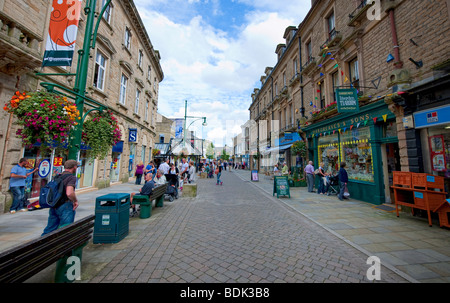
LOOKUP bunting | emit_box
[382,114,388,122]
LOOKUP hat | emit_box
[64,160,78,169]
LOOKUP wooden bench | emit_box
[0,214,95,283]
[132,183,168,218]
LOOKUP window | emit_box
[319,82,325,109]
[293,59,298,76]
[349,57,360,90]
[159,135,165,144]
[306,41,312,61]
[138,50,143,69]
[341,127,374,182]
[102,0,112,23]
[147,66,152,81]
[93,52,106,91]
[327,12,336,40]
[119,74,128,105]
[124,27,131,49]
[331,71,339,102]
[145,100,149,121]
[135,89,141,114]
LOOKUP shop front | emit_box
[302,100,397,205]
[413,104,450,195]
[110,141,123,183]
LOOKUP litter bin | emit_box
[93,193,130,244]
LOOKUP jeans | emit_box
[338,182,346,200]
[216,172,222,184]
[306,174,314,192]
[10,186,26,211]
[318,176,326,194]
[135,174,143,185]
[41,201,76,236]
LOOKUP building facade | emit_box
[249,0,450,204]
[0,0,164,212]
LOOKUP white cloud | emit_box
[135,1,310,146]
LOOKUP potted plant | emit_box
[4,91,80,152]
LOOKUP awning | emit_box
[279,143,293,151]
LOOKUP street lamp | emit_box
[183,100,207,147]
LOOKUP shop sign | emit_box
[129,128,137,142]
[336,88,360,113]
[53,157,64,167]
[38,159,51,178]
[414,105,450,129]
[251,170,259,182]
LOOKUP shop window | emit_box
[318,133,340,174]
[340,126,373,182]
[384,121,397,138]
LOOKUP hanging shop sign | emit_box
[336,88,360,113]
[38,159,51,178]
[129,129,138,143]
[42,0,82,67]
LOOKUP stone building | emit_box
[249,0,450,204]
[0,0,163,212]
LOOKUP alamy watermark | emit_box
[367,0,382,21]
[66,256,81,281]
[366,256,381,281]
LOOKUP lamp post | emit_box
[183,100,207,148]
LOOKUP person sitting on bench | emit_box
[130,173,155,214]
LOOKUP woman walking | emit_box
[135,161,145,185]
[216,161,223,186]
[338,162,349,201]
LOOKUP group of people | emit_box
[135,158,196,187]
[273,162,290,176]
[304,160,349,201]
[199,160,226,185]
[8,158,80,236]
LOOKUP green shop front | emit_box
[302,100,400,205]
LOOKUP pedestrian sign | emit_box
[273,176,290,198]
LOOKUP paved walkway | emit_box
[232,169,450,283]
[1,169,449,283]
[82,170,407,283]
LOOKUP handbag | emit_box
[344,184,350,197]
[215,168,219,174]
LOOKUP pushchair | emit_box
[164,174,179,201]
[326,175,340,196]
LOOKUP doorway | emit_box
[381,142,400,203]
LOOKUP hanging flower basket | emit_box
[3,91,80,151]
[82,110,121,160]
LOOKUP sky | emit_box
[134,0,311,147]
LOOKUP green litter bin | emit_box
[132,195,151,219]
[93,193,130,244]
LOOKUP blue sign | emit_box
[414,192,424,199]
[414,105,450,129]
[276,132,301,147]
[38,159,51,178]
[129,128,137,142]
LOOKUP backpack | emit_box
[39,174,72,209]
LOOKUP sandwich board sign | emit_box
[273,176,290,198]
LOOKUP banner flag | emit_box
[42,0,82,67]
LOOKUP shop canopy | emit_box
[154,143,171,158]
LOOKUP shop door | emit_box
[110,153,121,183]
[381,143,400,203]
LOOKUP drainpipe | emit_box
[298,35,305,117]
[388,7,403,69]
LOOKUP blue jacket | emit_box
[338,168,348,183]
